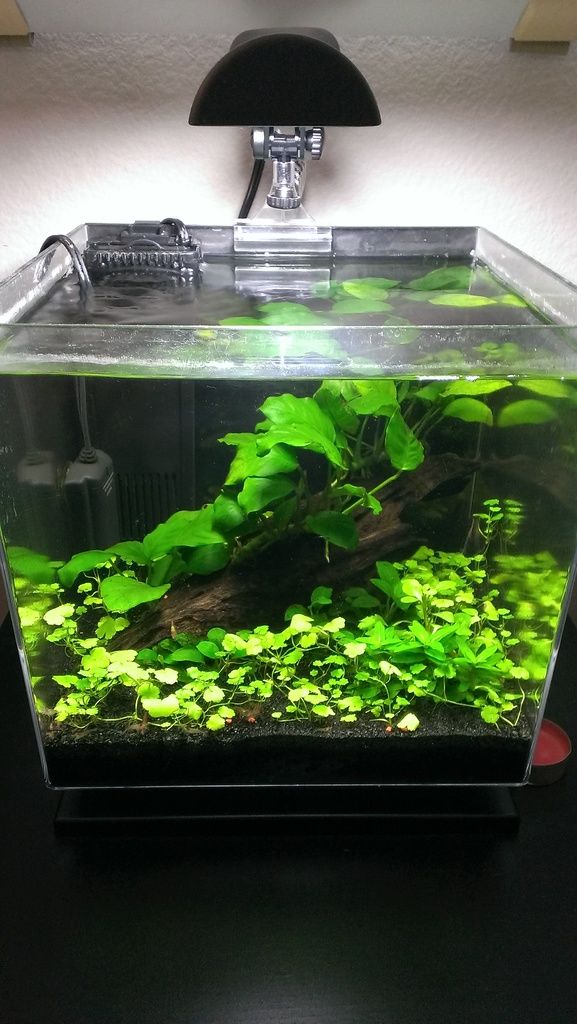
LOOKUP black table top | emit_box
[1,616,576,1024]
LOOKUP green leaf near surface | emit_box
[257,301,327,326]
[428,293,497,308]
[347,379,398,417]
[443,398,493,425]
[100,576,170,613]
[314,382,360,434]
[306,511,359,551]
[385,411,424,470]
[340,277,399,298]
[381,316,421,345]
[497,400,558,427]
[441,380,511,397]
[142,506,224,561]
[405,266,473,291]
[516,379,574,399]
[330,298,393,315]
[219,317,263,327]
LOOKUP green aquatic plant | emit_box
[9,373,574,622]
[22,534,553,732]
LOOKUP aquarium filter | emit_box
[83,220,201,280]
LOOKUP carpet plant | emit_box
[15,497,566,734]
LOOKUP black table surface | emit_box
[1,616,576,1024]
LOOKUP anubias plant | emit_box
[10,370,571,625]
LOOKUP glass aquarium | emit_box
[1,223,577,789]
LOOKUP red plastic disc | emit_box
[533,719,572,767]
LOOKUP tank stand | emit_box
[55,786,519,837]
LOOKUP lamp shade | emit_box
[189,32,381,127]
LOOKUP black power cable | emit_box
[238,159,265,219]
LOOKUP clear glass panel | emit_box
[1,224,576,788]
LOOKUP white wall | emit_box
[1,33,577,281]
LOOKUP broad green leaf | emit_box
[443,398,493,425]
[497,400,558,427]
[480,705,500,724]
[203,684,226,703]
[311,704,335,717]
[344,642,366,658]
[221,437,298,487]
[185,544,230,576]
[442,380,511,397]
[165,647,205,665]
[348,379,398,416]
[306,511,359,551]
[154,668,179,686]
[58,550,110,588]
[310,586,333,609]
[107,541,149,565]
[237,475,295,514]
[206,713,226,731]
[100,576,170,613]
[314,382,360,434]
[406,266,473,291]
[142,694,179,718]
[8,547,57,584]
[382,316,421,345]
[137,682,159,702]
[323,616,346,633]
[371,561,401,598]
[197,640,222,659]
[212,494,245,531]
[499,293,526,307]
[258,394,345,468]
[184,702,203,720]
[516,379,573,399]
[43,604,75,626]
[415,382,447,402]
[428,293,496,307]
[341,276,399,298]
[331,298,393,315]
[385,410,424,470]
[95,615,129,641]
[289,614,314,633]
[257,301,326,325]
[143,506,224,561]
[53,674,81,689]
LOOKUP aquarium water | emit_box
[1,235,576,787]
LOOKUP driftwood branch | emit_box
[116,454,477,651]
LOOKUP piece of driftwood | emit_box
[116,454,478,651]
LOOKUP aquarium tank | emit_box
[0,222,576,789]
